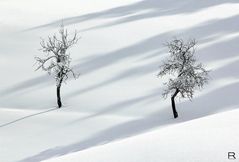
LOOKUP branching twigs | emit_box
[158,38,209,118]
[35,25,79,108]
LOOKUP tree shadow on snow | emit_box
[64,15,239,97]
[28,0,239,31]
[3,13,239,101]
[19,80,239,162]
[1,2,239,161]
[0,108,58,128]
[0,75,52,98]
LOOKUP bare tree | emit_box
[158,38,209,118]
[35,25,79,108]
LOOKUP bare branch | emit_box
[35,24,80,87]
[158,38,209,100]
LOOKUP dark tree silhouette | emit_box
[158,38,209,118]
[35,25,79,108]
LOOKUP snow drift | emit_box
[0,0,239,162]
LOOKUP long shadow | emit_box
[73,33,170,75]
[67,89,163,124]
[19,109,173,162]
[80,4,239,32]
[0,34,164,100]
[199,35,239,61]
[12,2,239,161]
[4,14,239,100]
[28,0,239,31]
[179,81,239,118]
[74,15,239,74]
[0,75,52,98]
[70,72,239,125]
[0,108,57,128]
[19,81,239,162]
[0,33,167,103]
[66,60,160,98]
[210,58,239,80]
[64,15,239,97]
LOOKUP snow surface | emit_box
[0,0,239,162]
[44,109,239,162]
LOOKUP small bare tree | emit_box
[158,38,209,118]
[35,25,79,108]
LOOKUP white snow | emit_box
[0,0,239,162]
[44,109,239,162]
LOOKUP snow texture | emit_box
[1,0,239,162]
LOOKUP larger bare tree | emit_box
[158,38,209,118]
[35,25,79,108]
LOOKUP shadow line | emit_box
[27,0,239,31]
[19,110,174,162]
[0,108,58,128]
[18,80,239,162]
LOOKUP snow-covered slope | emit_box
[0,0,239,162]
[44,109,239,162]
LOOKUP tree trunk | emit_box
[57,85,62,108]
[56,64,63,108]
[171,89,179,118]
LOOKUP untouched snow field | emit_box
[1,0,239,162]
[44,109,239,162]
